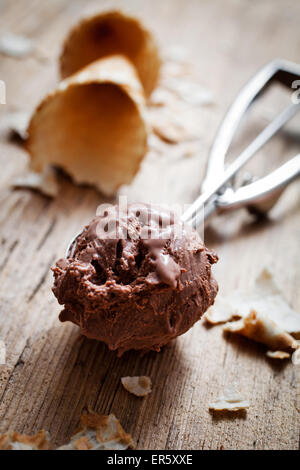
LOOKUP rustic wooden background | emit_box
[0,0,299,450]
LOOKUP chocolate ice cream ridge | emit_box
[52,204,218,355]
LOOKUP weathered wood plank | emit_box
[0,0,299,450]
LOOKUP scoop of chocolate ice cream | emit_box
[52,204,218,355]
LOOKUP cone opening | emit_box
[28,82,147,195]
[60,11,160,96]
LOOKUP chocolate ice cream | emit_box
[52,204,218,355]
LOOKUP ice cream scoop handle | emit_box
[216,154,300,212]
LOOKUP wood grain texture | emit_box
[0,0,299,450]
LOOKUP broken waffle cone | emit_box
[0,430,52,450]
[60,10,161,97]
[58,413,134,450]
[224,309,299,351]
[27,55,148,196]
[121,376,152,397]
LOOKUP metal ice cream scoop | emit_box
[66,59,300,257]
[182,58,300,228]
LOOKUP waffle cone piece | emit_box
[27,55,148,196]
[60,10,161,97]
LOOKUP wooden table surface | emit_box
[0,0,299,450]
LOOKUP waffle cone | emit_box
[60,10,161,97]
[27,55,148,196]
